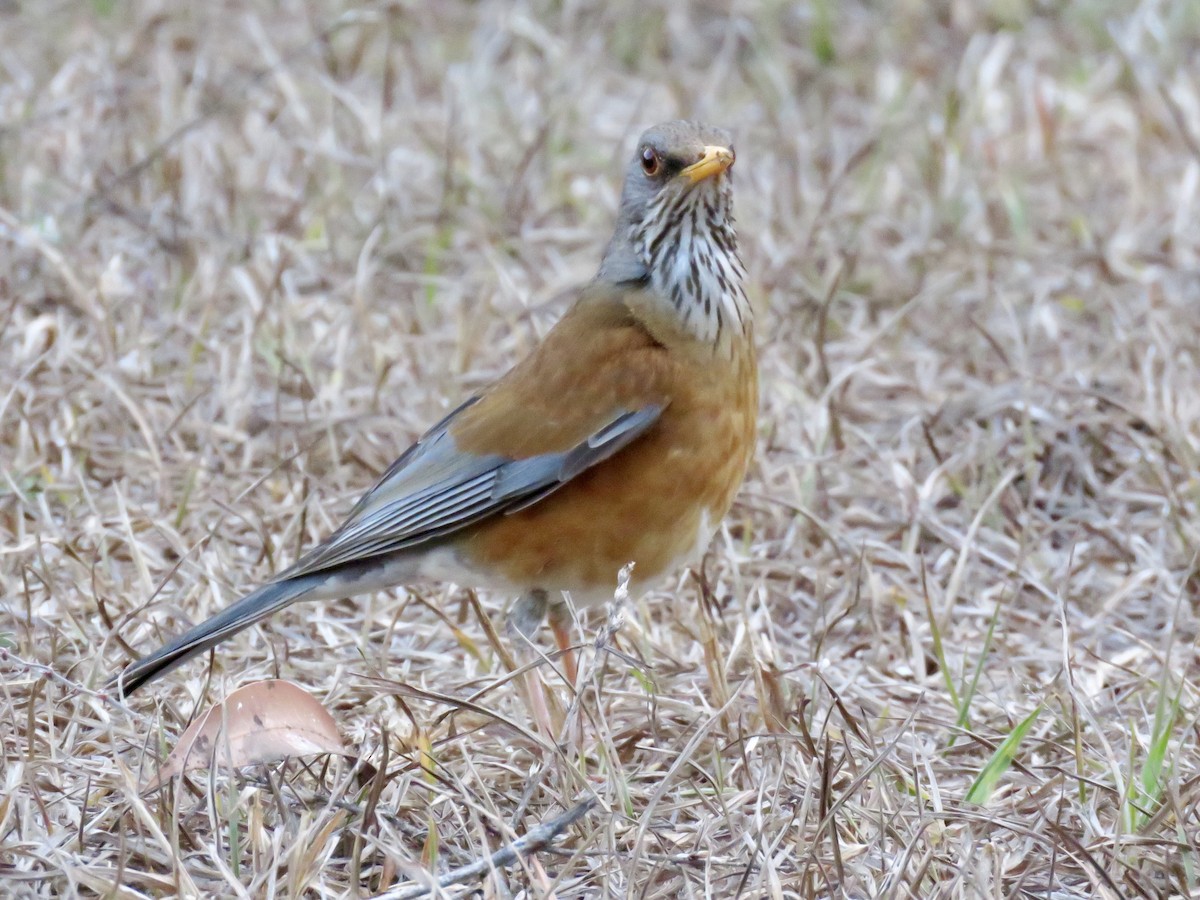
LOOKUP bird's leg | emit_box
[548,597,578,685]
[507,589,562,735]
[509,588,549,642]
[510,589,578,684]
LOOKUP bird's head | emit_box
[599,120,749,346]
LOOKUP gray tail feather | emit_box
[108,575,324,698]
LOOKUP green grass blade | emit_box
[966,706,1042,805]
[1130,677,1183,830]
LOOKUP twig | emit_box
[376,798,597,899]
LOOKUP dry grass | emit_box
[2,0,1200,896]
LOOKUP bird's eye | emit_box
[640,147,661,176]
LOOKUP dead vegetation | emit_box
[2,0,1200,896]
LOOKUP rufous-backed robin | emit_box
[111,120,757,697]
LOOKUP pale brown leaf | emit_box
[144,680,347,792]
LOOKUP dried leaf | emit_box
[144,680,347,792]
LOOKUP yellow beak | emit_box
[680,145,735,185]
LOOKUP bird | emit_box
[110,120,757,697]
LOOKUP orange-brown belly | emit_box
[457,370,756,601]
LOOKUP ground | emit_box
[2,0,1200,897]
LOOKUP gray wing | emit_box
[277,399,663,580]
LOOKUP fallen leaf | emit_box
[144,679,348,792]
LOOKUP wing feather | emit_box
[275,403,664,580]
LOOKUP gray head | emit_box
[598,121,748,344]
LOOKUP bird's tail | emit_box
[108,575,326,698]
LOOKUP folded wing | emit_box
[275,400,664,580]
